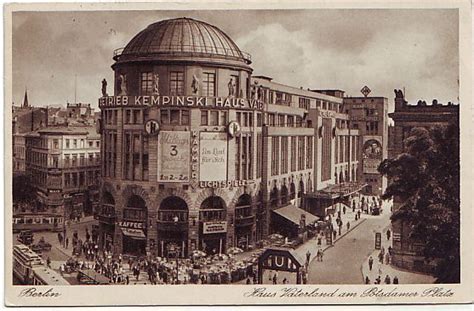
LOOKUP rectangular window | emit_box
[256,134,262,178]
[281,136,288,174]
[210,110,219,126]
[321,118,332,181]
[257,113,262,127]
[170,109,180,125]
[65,139,70,149]
[306,136,313,169]
[140,72,153,94]
[220,111,227,126]
[161,110,169,124]
[169,71,184,96]
[279,115,285,127]
[133,110,141,124]
[201,110,208,126]
[73,139,77,148]
[125,110,131,124]
[203,72,216,96]
[268,114,275,126]
[235,135,241,180]
[298,136,305,170]
[179,109,188,125]
[53,139,59,149]
[291,137,297,172]
[271,137,279,176]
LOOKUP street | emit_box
[308,212,391,284]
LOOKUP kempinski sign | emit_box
[98,95,264,110]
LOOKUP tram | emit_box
[13,213,63,233]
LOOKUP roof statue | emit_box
[118,74,127,96]
[152,74,160,95]
[101,79,108,97]
[191,75,199,95]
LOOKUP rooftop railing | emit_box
[113,45,252,63]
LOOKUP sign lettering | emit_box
[99,95,264,111]
[203,221,227,234]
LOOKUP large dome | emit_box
[114,17,251,65]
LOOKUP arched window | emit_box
[200,196,226,221]
[280,185,289,205]
[159,196,188,222]
[235,194,252,219]
[124,195,147,221]
[270,186,279,209]
[102,192,115,216]
[290,182,296,200]
[298,180,305,198]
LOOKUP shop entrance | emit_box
[234,194,254,250]
[157,195,189,258]
[199,196,227,255]
[121,195,147,256]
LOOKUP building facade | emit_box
[342,94,389,196]
[388,90,459,272]
[97,17,370,258]
[25,127,101,219]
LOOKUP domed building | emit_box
[97,17,367,260]
[98,17,264,258]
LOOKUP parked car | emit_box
[17,230,34,245]
[30,237,52,252]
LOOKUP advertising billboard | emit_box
[199,132,227,182]
[158,131,190,182]
[362,137,383,174]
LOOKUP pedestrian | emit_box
[253,274,257,284]
[384,275,391,284]
[375,275,381,284]
[282,278,288,284]
[272,272,278,285]
[66,237,69,249]
[352,201,356,213]
[46,256,51,268]
[317,235,322,245]
[393,276,399,284]
[246,277,251,284]
[365,276,370,284]
[378,251,384,263]
[358,210,361,219]
[333,230,337,241]
[306,250,311,265]
[388,246,393,256]
[343,205,346,215]
[368,256,374,271]
[126,275,130,285]
[338,226,342,236]
[385,252,390,265]
[386,229,391,240]
[319,248,324,262]
[346,221,350,231]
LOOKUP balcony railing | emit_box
[235,214,255,227]
[157,210,188,223]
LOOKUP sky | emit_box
[11,9,459,112]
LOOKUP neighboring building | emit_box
[13,134,27,173]
[24,126,101,219]
[388,90,459,272]
[342,93,389,196]
[97,17,368,258]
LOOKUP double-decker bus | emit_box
[13,244,44,284]
[31,266,70,285]
[13,213,63,233]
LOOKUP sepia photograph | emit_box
[4,1,472,306]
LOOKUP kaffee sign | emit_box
[117,221,145,229]
[99,95,264,110]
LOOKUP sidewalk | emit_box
[360,200,435,285]
[235,205,369,284]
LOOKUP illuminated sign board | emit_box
[98,95,264,110]
[158,131,190,182]
[363,137,382,174]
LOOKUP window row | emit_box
[65,139,100,149]
[139,71,216,96]
[64,170,100,188]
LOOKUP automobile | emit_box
[30,237,52,252]
[372,207,381,216]
[17,230,34,245]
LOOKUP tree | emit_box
[12,173,36,204]
[378,123,460,283]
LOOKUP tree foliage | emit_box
[13,173,36,203]
[378,123,460,283]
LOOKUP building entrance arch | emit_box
[157,196,189,258]
[199,196,227,255]
[121,195,147,256]
[234,194,254,250]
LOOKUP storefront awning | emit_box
[273,204,320,227]
[120,228,146,240]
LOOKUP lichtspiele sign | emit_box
[202,221,227,234]
[199,132,227,182]
[158,131,190,182]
